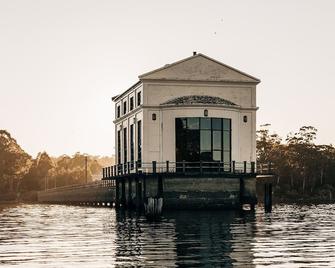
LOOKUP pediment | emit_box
[139,54,260,83]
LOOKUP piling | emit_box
[264,183,272,213]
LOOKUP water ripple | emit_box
[0,204,335,267]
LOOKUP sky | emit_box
[1,0,334,157]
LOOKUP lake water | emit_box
[0,204,335,267]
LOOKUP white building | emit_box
[112,53,260,171]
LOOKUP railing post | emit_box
[107,167,110,178]
[232,161,236,174]
[111,166,114,177]
[200,160,203,175]
[135,161,138,173]
[251,162,255,174]
[243,161,247,174]
[268,162,272,174]
[218,161,221,173]
[166,161,169,173]
[152,161,157,174]
[127,162,130,174]
[182,160,186,174]
[102,168,105,179]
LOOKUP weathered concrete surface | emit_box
[144,176,256,209]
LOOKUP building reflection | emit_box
[111,209,257,267]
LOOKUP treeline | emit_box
[0,130,114,194]
[257,125,335,201]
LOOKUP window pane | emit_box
[223,131,230,150]
[176,118,187,130]
[200,130,211,151]
[187,118,199,129]
[212,118,222,130]
[223,119,231,131]
[223,151,231,163]
[213,150,222,161]
[186,130,200,161]
[200,151,212,161]
[213,131,222,150]
[200,118,211,129]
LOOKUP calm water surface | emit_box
[0,204,335,267]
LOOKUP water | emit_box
[0,204,335,267]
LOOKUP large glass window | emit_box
[176,117,231,163]
[137,120,142,165]
[117,130,121,164]
[123,127,127,165]
[130,97,134,111]
[123,101,127,115]
[130,124,134,168]
[137,92,141,106]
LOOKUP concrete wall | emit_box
[143,175,256,209]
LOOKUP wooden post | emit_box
[157,175,163,198]
[128,177,132,208]
[127,162,130,174]
[239,177,244,209]
[268,162,272,174]
[218,161,221,173]
[115,178,120,208]
[111,166,114,177]
[232,161,236,174]
[135,177,142,211]
[102,168,105,179]
[251,162,255,174]
[166,161,169,173]
[152,161,157,174]
[243,161,247,174]
[135,161,139,173]
[121,179,126,207]
[264,183,272,213]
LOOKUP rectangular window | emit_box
[123,101,127,115]
[137,120,142,165]
[176,117,231,164]
[137,92,141,106]
[130,97,134,111]
[117,130,121,164]
[123,127,127,164]
[130,124,134,168]
[117,106,120,118]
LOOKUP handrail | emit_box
[100,160,270,179]
[43,179,115,193]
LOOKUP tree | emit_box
[0,130,31,192]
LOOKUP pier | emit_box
[37,160,275,215]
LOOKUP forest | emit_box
[257,125,335,202]
[1,126,335,202]
[0,130,114,200]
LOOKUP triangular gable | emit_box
[139,53,260,83]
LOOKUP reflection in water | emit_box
[0,204,335,267]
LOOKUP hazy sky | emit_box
[1,0,334,157]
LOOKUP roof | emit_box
[113,53,260,102]
[139,53,260,83]
[112,81,142,102]
[161,95,237,106]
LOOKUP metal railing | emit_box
[102,161,259,179]
[44,179,115,193]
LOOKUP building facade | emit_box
[113,53,260,171]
